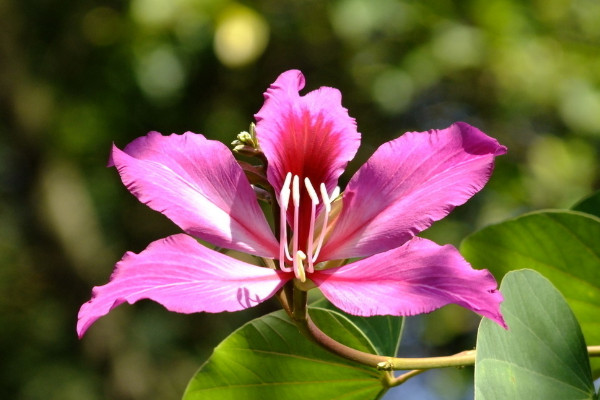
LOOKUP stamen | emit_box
[304,178,320,204]
[330,186,341,201]
[278,173,293,272]
[278,173,340,274]
[291,175,301,277]
[294,251,307,282]
[311,183,334,263]
[304,178,319,273]
[292,175,300,207]
[280,172,293,209]
[320,183,333,213]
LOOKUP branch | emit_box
[302,313,475,370]
[299,313,600,371]
[384,369,426,388]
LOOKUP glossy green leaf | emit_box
[311,297,404,357]
[309,306,378,355]
[572,190,600,218]
[475,270,596,399]
[183,309,386,400]
[461,210,600,374]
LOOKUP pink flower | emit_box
[77,70,507,338]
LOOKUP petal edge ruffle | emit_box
[255,70,360,195]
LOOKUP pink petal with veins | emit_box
[255,70,360,195]
[312,237,506,328]
[77,234,291,338]
[110,131,279,258]
[321,122,507,261]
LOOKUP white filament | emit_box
[291,175,301,278]
[277,173,339,275]
[278,173,293,271]
[310,183,336,263]
[304,178,319,273]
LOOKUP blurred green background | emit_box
[1,0,598,399]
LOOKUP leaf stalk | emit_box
[295,313,600,373]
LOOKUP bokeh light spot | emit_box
[330,0,376,42]
[559,79,600,136]
[135,45,186,102]
[213,4,269,68]
[130,0,177,27]
[431,24,484,69]
[371,69,414,114]
[330,0,415,44]
[526,135,597,207]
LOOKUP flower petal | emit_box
[77,234,291,338]
[255,70,360,194]
[110,131,279,257]
[321,122,507,260]
[311,237,506,328]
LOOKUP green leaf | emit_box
[183,309,386,400]
[311,297,404,357]
[309,306,378,355]
[475,270,597,400]
[461,210,600,374]
[572,190,600,218]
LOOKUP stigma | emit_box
[277,172,339,281]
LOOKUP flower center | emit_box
[278,172,339,282]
